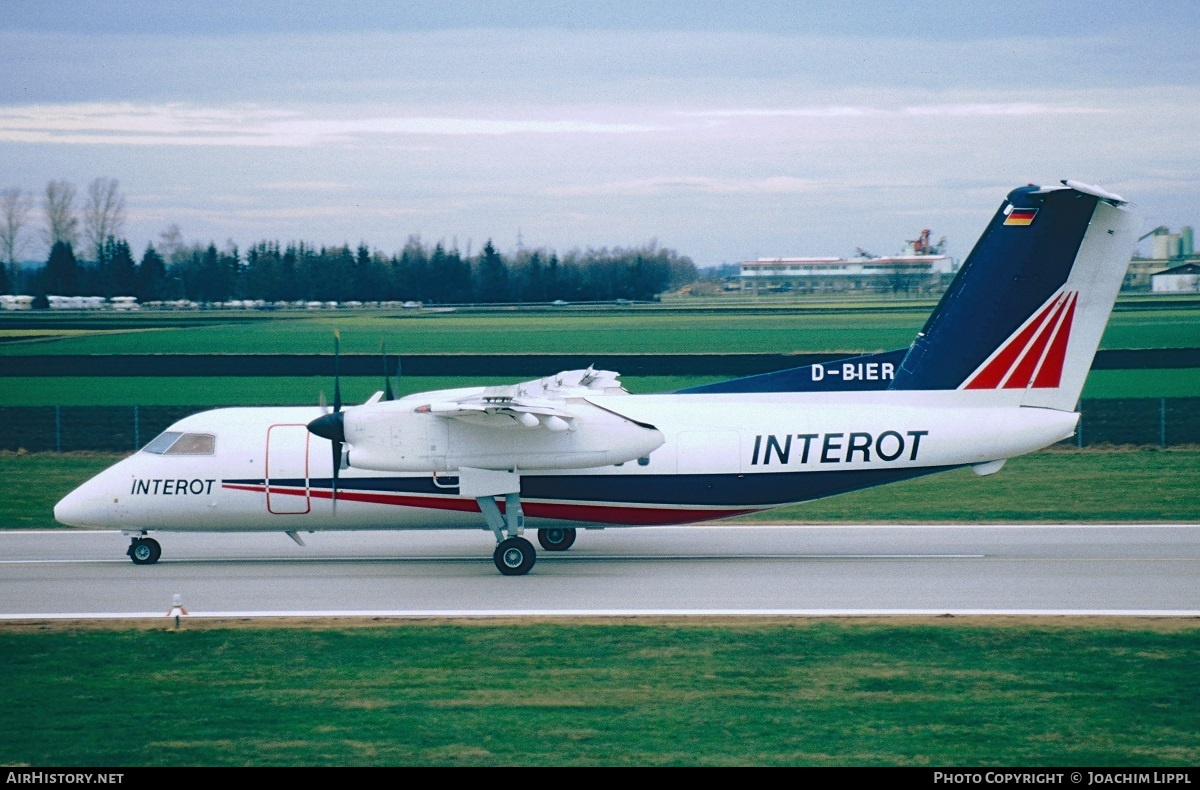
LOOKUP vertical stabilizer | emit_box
[891,181,1139,411]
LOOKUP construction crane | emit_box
[907,229,947,256]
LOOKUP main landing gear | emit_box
[478,499,577,574]
[476,492,535,576]
[127,536,161,565]
[462,468,577,576]
[537,527,577,551]
[494,536,536,576]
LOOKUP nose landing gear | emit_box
[127,537,162,565]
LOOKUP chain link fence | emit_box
[2,398,1198,453]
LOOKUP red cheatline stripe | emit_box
[1031,292,1078,388]
[1002,295,1069,389]
[964,293,1064,389]
[222,483,761,526]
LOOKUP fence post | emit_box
[1160,397,1167,448]
[55,405,61,452]
[1076,412,1083,448]
[134,405,140,450]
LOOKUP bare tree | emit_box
[83,177,127,255]
[0,187,33,267]
[43,180,79,249]
[158,223,186,263]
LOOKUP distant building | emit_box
[739,229,958,294]
[1151,262,1200,294]
[0,295,33,310]
[1126,225,1197,291]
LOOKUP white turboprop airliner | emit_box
[55,180,1139,575]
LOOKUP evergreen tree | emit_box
[525,251,545,302]
[137,244,168,301]
[444,247,473,303]
[428,243,449,303]
[395,236,428,301]
[353,243,372,301]
[546,253,560,299]
[106,238,137,297]
[222,244,243,300]
[43,240,78,295]
[327,245,354,302]
[475,240,508,303]
[280,244,298,302]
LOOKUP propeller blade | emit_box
[332,330,342,414]
[331,439,341,513]
[306,410,345,514]
[312,329,345,515]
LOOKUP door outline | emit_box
[266,424,311,514]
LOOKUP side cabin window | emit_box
[142,432,216,455]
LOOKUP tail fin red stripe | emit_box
[1002,295,1070,389]
[1031,292,1078,388]
[963,294,1064,390]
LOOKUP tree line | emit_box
[1,180,697,304]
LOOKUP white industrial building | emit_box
[1151,263,1200,293]
[739,229,958,294]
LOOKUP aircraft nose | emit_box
[54,485,106,528]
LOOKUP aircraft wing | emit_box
[415,367,626,430]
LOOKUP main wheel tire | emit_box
[493,537,536,576]
[129,538,161,565]
[537,527,577,551]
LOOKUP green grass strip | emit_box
[0,621,1197,766]
[3,301,1199,355]
[0,376,726,406]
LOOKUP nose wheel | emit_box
[127,537,161,565]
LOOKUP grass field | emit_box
[2,299,1199,356]
[0,375,725,406]
[1,620,1197,766]
[6,447,1197,530]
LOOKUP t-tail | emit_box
[890,180,1140,411]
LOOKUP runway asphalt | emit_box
[2,525,1198,618]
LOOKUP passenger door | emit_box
[266,424,311,514]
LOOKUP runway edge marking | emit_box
[3,609,1200,620]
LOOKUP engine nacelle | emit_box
[342,400,664,472]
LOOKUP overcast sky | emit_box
[2,1,1197,266]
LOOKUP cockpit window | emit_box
[142,432,182,453]
[142,432,216,455]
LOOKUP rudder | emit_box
[891,180,1139,411]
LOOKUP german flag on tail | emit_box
[1004,207,1038,226]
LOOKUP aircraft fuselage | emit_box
[55,390,1075,534]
